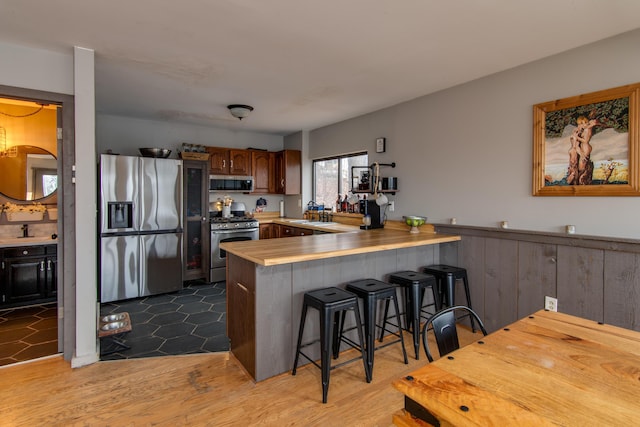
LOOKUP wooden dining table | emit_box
[392,309,640,426]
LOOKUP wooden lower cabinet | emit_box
[260,224,312,239]
[226,255,257,378]
[259,223,280,239]
[280,225,312,237]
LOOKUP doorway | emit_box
[0,87,74,366]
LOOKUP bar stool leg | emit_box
[408,283,421,359]
[333,311,345,359]
[292,303,308,375]
[362,294,375,378]
[444,274,455,308]
[320,307,332,403]
[379,298,391,342]
[351,302,371,382]
[391,292,409,364]
[462,275,477,332]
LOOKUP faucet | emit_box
[21,223,29,238]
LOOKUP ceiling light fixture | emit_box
[227,104,254,120]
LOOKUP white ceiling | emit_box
[2,0,640,135]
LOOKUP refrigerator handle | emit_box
[139,236,147,294]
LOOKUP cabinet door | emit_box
[259,223,281,239]
[207,147,229,175]
[252,151,271,193]
[183,160,211,281]
[275,150,301,195]
[259,224,271,239]
[280,225,294,238]
[226,254,256,378]
[45,256,57,298]
[292,227,312,236]
[4,257,45,304]
[229,150,251,175]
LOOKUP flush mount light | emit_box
[227,104,254,120]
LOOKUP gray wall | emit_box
[436,225,640,334]
[309,29,640,239]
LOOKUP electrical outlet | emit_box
[544,296,558,312]
[388,201,395,212]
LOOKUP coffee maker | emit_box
[359,199,384,230]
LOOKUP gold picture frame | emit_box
[533,83,640,196]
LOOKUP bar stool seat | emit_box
[341,279,408,379]
[292,287,370,403]
[386,271,440,359]
[422,264,476,331]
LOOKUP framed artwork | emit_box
[376,137,386,153]
[532,83,640,196]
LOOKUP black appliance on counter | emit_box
[359,199,384,230]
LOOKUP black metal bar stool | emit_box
[339,279,408,379]
[385,271,440,359]
[422,264,476,331]
[292,287,370,403]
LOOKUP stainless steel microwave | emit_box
[209,175,254,192]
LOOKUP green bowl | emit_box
[403,216,426,227]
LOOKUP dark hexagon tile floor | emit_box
[100,281,229,360]
[0,303,58,367]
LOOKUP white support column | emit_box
[71,46,99,367]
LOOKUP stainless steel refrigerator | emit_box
[99,154,183,303]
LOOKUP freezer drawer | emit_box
[100,235,140,303]
[140,233,183,297]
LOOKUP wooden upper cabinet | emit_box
[206,147,251,175]
[205,146,300,194]
[207,147,229,174]
[276,150,301,195]
[229,149,251,175]
[252,150,273,194]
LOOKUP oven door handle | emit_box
[211,228,259,235]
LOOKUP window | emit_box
[313,152,368,209]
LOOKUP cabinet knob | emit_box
[40,261,45,271]
[23,250,28,255]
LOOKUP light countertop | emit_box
[0,236,58,248]
[221,227,459,266]
[265,218,361,233]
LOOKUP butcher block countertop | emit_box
[220,228,460,266]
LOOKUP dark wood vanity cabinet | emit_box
[1,245,57,307]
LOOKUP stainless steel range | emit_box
[210,214,259,283]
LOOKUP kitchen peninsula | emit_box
[221,226,460,381]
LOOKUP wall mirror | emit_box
[0,145,57,201]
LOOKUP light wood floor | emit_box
[1,328,481,426]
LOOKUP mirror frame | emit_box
[0,144,58,202]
